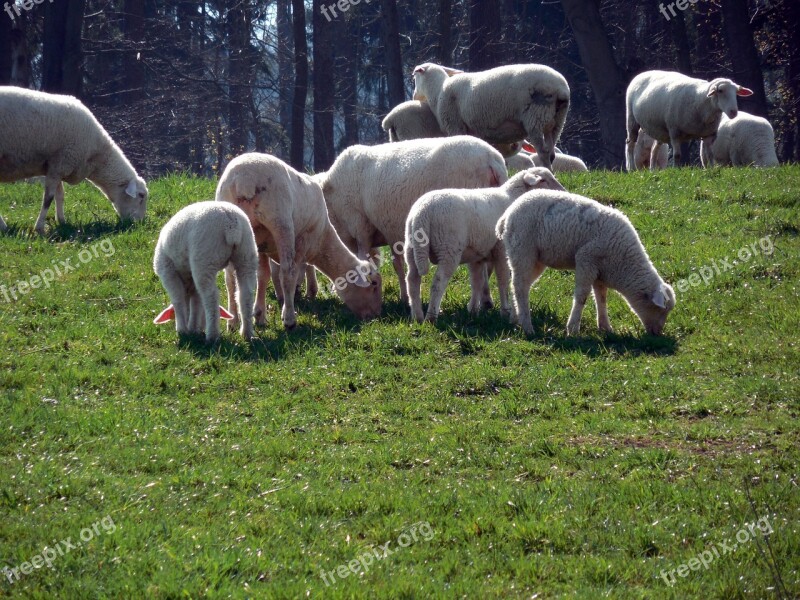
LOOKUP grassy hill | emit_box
[1,167,798,598]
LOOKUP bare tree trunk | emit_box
[340,16,360,147]
[668,11,693,75]
[42,0,86,95]
[291,0,309,171]
[277,0,293,157]
[123,0,146,103]
[382,0,405,108]
[469,0,503,71]
[0,16,11,85]
[313,0,336,171]
[694,5,724,80]
[227,0,252,160]
[720,0,768,117]
[438,0,453,65]
[560,0,627,169]
[785,0,800,161]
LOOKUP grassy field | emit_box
[1,167,798,599]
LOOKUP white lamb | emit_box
[505,152,535,171]
[496,190,675,336]
[216,153,382,330]
[412,62,570,170]
[530,150,588,172]
[633,130,669,170]
[315,136,508,302]
[0,87,148,234]
[405,167,565,322]
[700,112,779,168]
[625,70,753,169]
[382,100,526,158]
[153,201,257,343]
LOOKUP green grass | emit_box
[1,168,798,599]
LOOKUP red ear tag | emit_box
[154,305,175,324]
[219,306,235,320]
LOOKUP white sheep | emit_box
[0,87,148,234]
[625,70,753,169]
[382,99,525,158]
[633,130,669,170]
[700,112,779,168]
[530,150,588,172]
[412,62,570,170]
[153,201,257,343]
[505,152,535,171]
[405,167,565,322]
[496,190,675,336]
[315,136,508,302]
[216,153,382,330]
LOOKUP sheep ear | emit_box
[523,173,543,187]
[652,288,668,309]
[707,84,718,98]
[413,65,427,75]
[522,142,537,153]
[442,66,464,76]
[353,273,371,288]
[219,306,234,320]
[125,180,138,198]
[154,305,175,324]
[737,86,754,97]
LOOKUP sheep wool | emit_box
[405,167,566,322]
[153,201,258,344]
[316,136,508,302]
[496,190,675,336]
[633,130,669,170]
[701,112,779,168]
[0,86,148,233]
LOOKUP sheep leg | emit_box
[669,130,683,166]
[567,263,598,336]
[269,257,283,304]
[467,262,491,314]
[480,263,493,310]
[254,254,271,326]
[235,266,256,341]
[54,182,66,224]
[426,260,458,322]
[625,117,640,171]
[158,269,191,334]
[188,292,204,333]
[493,247,513,320]
[305,264,319,300]
[593,281,612,333]
[650,142,664,171]
[0,214,7,232]
[525,131,552,170]
[511,261,546,335]
[405,248,425,322]
[193,270,221,344]
[392,251,408,303]
[34,177,60,234]
[224,265,240,333]
[270,223,300,329]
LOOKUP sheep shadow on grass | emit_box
[0,219,138,242]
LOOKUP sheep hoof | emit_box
[284,321,297,331]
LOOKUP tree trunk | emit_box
[0,17,11,85]
[42,0,86,95]
[123,0,146,104]
[341,16,360,147]
[668,10,693,75]
[438,0,453,65]
[694,5,724,81]
[277,0,294,157]
[227,0,252,160]
[720,0,768,117]
[313,0,336,171]
[469,0,503,71]
[382,0,405,108]
[784,0,800,161]
[560,0,627,169]
[290,0,309,171]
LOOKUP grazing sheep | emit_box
[700,112,779,168]
[625,70,753,169]
[633,130,669,170]
[268,258,318,303]
[412,62,570,169]
[382,100,524,158]
[0,87,148,234]
[216,153,382,330]
[316,136,508,302]
[496,190,675,336]
[153,201,257,343]
[405,167,565,322]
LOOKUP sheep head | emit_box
[707,78,754,120]
[412,63,450,103]
[506,167,566,197]
[110,175,148,222]
[334,265,383,320]
[627,281,676,336]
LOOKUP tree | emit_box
[437,0,453,65]
[720,0,769,117]
[382,0,405,108]
[0,17,11,85]
[469,0,502,71]
[290,0,309,170]
[313,0,336,171]
[277,0,294,157]
[227,0,253,160]
[42,0,86,94]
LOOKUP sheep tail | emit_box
[488,154,508,187]
[408,218,431,277]
[495,214,507,241]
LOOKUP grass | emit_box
[0,167,798,599]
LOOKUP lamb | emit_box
[405,167,565,322]
[505,151,535,171]
[412,62,570,170]
[0,86,148,234]
[382,100,525,158]
[496,190,675,336]
[530,150,588,172]
[700,112,779,168]
[153,201,257,344]
[216,153,382,330]
[315,136,508,302]
[625,70,753,169]
[633,130,669,170]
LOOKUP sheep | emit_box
[633,130,669,170]
[625,70,753,169]
[216,153,382,330]
[530,150,588,172]
[153,201,257,344]
[412,62,570,170]
[405,167,566,323]
[0,86,148,234]
[505,151,535,171]
[700,112,779,168]
[496,190,675,336]
[382,99,525,158]
[315,136,508,302]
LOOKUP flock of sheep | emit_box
[0,61,780,343]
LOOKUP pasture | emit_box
[1,167,798,598]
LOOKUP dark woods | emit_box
[1,0,796,175]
